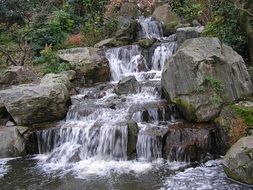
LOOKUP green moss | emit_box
[231,105,253,126]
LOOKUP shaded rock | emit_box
[162,37,253,122]
[127,121,138,159]
[0,127,26,157]
[0,83,69,125]
[162,122,218,162]
[176,26,204,46]
[137,38,156,49]
[152,3,180,35]
[118,2,138,19]
[216,101,253,151]
[58,47,110,84]
[115,76,139,95]
[0,66,39,90]
[223,136,253,185]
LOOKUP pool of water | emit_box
[0,158,251,190]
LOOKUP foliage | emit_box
[28,10,74,54]
[170,0,204,22]
[231,105,253,126]
[34,45,70,74]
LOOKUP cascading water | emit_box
[35,17,179,167]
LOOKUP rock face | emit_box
[223,136,253,185]
[176,26,204,46]
[0,66,39,90]
[0,127,26,157]
[152,3,180,35]
[115,76,139,95]
[0,71,73,125]
[216,101,253,151]
[58,47,110,84]
[162,122,218,162]
[162,37,253,122]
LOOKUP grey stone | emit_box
[115,76,139,95]
[162,37,253,122]
[223,136,253,185]
[176,26,204,46]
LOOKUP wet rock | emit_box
[0,83,70,125]
[162,37,253,122]
[176,26,204,46]
[115,76,139,95]
[137,38,156,49]
[5,121,15,127]
[223,136,253,185]
[152,3,180,35]
[127,121,138,159]
[162,122,219,162]
[0,127,26,157]
[57,47,110,84]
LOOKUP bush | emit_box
[28,10,74,54]
[33,44,70,74]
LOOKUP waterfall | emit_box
[36,16,181,167]
[137,17,163,39]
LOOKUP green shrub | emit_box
[34,44,70,74]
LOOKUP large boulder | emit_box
[57,47,110,84]
[0,72,73,125]
[176,26,204,46]
[223,136,253,185]
[115,76,139,95]
[162,122,219,162]
[152,3,180,35]
[0,83,69,125]
[162,37,253,122]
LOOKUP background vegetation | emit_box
[0,0,252,74]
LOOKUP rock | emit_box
[162,37,253,122]
[127,121,138,159]
[162,122,219,162]
[94,38,122,48]
[5,121,15,127]
[0,127,26,157]
[41,70,76,90]
[176,26,204,46]
[137,38,156,49]
[152,3,180,35]
[216,102,253,150]
[115,76,139,95]
[0,83,69,125]
[192,19,202,27]
[223,136,253,185]
[0,66,39,90]
[57,47,110,84]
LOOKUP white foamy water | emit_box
[161,160,248,190]
[0,158,16,178]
